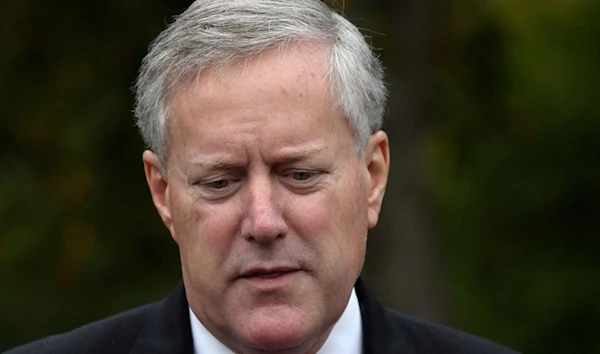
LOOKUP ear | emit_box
[142,150,175,238]
[363,131,390,229]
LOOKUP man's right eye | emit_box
[206,179,229,189]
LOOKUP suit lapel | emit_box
[129,282,194,354]
[355,277,411,354]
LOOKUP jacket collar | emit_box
[355,277,411,354]
[129,282,194,354]
[129,277,402,354]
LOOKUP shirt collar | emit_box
[189,288,363,354]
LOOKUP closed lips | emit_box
[241,268,298,278]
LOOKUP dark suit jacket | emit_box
[5,278,519,353]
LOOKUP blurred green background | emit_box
[1,0,598,352]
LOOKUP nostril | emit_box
[248,229,285,243]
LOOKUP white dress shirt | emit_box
[189,289,363,354]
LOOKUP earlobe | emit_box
[142,150,175,236]
[365,131,390,229]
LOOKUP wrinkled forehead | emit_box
[169,42,333,100]
[158,42,360,170]
[163,41,340,137]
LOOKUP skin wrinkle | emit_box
[173,46,354,226]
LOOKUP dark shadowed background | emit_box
[1,0,599,353]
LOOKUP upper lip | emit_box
[239,266,299,278]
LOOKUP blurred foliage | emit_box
[1,0,598,353]
[430,0,600,352]
[0,0,191,348]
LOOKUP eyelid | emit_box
[199,176,240,187]
[191,169,241,184]
[281,169,325,190]
[192,174,243,200]
[291,170,318,179]
[203,179,230,189]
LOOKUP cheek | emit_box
[168,186,241,278]
[288,181,369,264]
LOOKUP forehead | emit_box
[165,43,354,161]
[176,43,333,108]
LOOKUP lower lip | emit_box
[240,270,299,290]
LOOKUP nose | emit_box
[241,176,288,243]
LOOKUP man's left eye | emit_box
[291,171,313,181]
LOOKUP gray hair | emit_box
[134,0,387,166]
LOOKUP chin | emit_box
[236,306,320,353]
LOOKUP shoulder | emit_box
[382,307,519,354]
[355,277,520,353]
[4,302,159,354]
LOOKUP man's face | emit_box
[143,43,389,353]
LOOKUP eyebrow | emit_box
[186,157,243,171]
[268,145,330,164]
[185,145,330,170]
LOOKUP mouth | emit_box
[240,268,299,279]
[237,267,302,291]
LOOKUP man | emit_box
[6,0,518,353]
